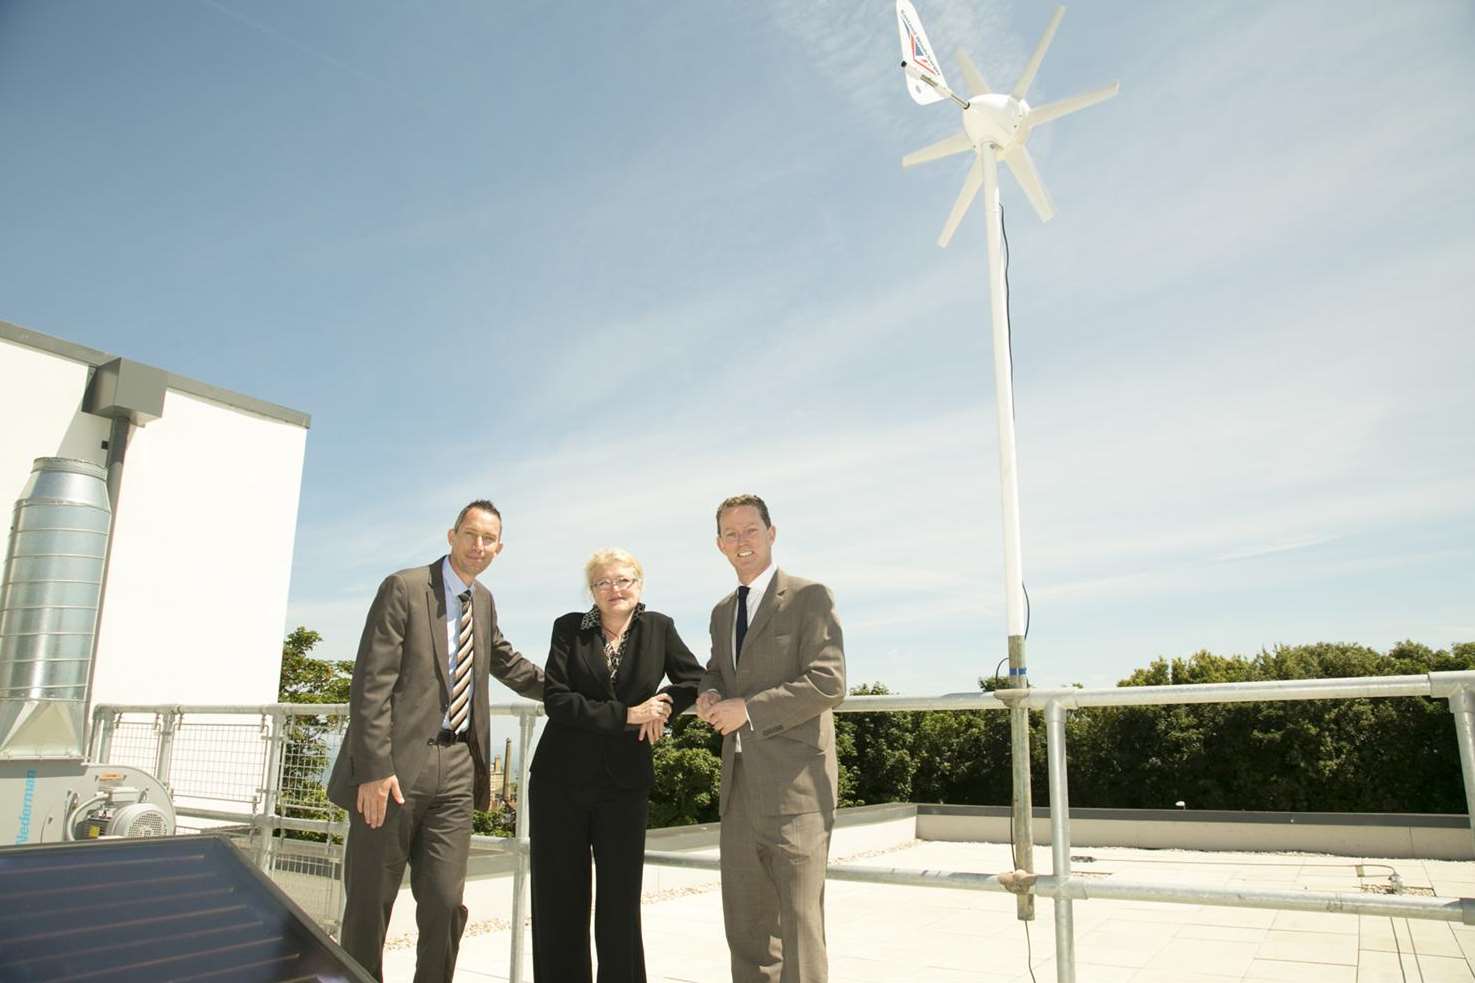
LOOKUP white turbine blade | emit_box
[938,157,984,248]
[903,131,973,169]
[1000,145,1055,223]
[1011,6,1065,99]
[1027,82,1120,127]
[955,48,990,96]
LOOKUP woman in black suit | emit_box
[528,548,703,983]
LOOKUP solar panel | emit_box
[0,834,373,982]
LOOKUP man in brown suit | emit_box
[697,494,846,983]
[326,500,544,982]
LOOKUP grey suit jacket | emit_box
[700,569,846,817]
[326,559,544,813]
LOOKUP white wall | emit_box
[0,337,109,553]
[1,334,308,711]
[90,389,307,707]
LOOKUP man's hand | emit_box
[707,697,749,736]
[636,719,665,744]
[695,689,721,722]
[626,692,672,726]
[357,775,404,829]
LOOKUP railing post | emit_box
[1448,688,1475,859]
[1044,701,1076,983]
[153,707,180,792]
[508,709,536,983]
[997,687,1036,921]
[92,707,116,762]
[257,708,287,872]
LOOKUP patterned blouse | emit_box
[580,602,646,681]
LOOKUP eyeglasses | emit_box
[591,577,640,592]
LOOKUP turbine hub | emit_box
[962,93,1026,151]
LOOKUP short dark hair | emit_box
[715,494,771,532]
[455,499,501,531]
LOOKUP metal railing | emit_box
[92,668,1475,983]
[90,702,354,932]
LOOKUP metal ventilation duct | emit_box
[0,458,111,760]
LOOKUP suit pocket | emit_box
[775,716,824,750]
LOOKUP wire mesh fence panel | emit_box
[266,829,346,935]
[277,708,348,826]
[273,708,350,935]
[102,718,162,772]
[167,716,271,805]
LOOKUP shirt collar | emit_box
[442,555,472,597]
[740,561,777,601]
[581,602,646,631]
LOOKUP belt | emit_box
[428,729,472,747]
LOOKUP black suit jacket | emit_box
[326,559,544,813]
[530,608,702,790]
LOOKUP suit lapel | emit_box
[471,584,492,756]
[472,584,491,682]
[715,591,738,683]
[579,619,614,693]
[742,569,785,651]
[427,560,451,697]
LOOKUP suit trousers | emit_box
[719,755,833,983]
[719,752,837,974]
[340,740,474,983]
[529,769,650,983]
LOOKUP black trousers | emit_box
[529,769,650,983]
[340,741,474,983]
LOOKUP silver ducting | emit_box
[0,458,112,760]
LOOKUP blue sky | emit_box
[3,0,1472,702]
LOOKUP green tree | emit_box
[274,627,353,842]
[647,715,722,827]
[836,682,920,807]
[278,627,352,704]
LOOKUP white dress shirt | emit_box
[731,561,777,670]
[441,556,474,733]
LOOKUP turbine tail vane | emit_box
[897,0,950,105]
[1011,6,1065,100]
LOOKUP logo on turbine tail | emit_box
[902,14,938,76]
[896,0,950,105]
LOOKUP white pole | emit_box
[980,147,1028,645]
[980,145,1035,921]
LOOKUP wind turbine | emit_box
[893,0,1118,959]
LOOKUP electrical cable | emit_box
[1000,198,1038,983]
[1389,916,1410,983]
[1001,202,1032,646]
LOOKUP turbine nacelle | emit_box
[896,2,1119,245]
[962,94,1028,152]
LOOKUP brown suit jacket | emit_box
[700,569,846,817]
[326,559,544,812]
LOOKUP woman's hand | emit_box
[637,719,665,744]
[626,692,672,726]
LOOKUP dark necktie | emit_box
[735,584,750,663]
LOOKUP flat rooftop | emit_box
[380,838,1475,982]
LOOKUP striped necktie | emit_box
[449,588,474,734]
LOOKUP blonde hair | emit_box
[584,548,644,593]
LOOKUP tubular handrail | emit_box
[88,666,1475,983]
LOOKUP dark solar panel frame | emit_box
[0,834,373,983]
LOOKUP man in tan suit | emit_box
[326,500,544,982]
[697,494,846,983]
